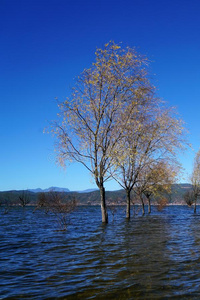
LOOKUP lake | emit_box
[1,205,200,299]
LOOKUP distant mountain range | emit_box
[0,183,193,206]
[28,187,98,193]
[28,187,70,193]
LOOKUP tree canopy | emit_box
[51,41,186,222]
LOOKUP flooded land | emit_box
[1,205,200,299]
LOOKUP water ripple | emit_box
[1,205,200,299]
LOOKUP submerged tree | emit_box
[35,192,49,213]
[51,41,186,222]
[19,190,30,207]
[110,107,185,219]
[0,196,11,214]
[107,196,125,222]
[184,190,195,207]
[51,41,154,223]
[36,191,77,230]
[135,161,178,215]
[109,105,155,218]
[190,149,200,213]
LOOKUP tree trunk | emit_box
[140,196,145,216]
[147,196,151,214]
[126,189,131,219]
[100,185,108,223]
[194,195,197,214]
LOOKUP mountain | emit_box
[28,187,70,193]
[77,188,98,193]
[28,187,98,193]
[28,188,44,193]
[0,183,194,206]
[44,187,70,193]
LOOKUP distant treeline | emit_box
[0,184,192,207]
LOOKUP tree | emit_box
[190,149,200,213]
[107,196,125,222]
[36,191,77,230]
[109,105,154,218]
[110,106,185,219]
[51,41,153,223]
[184,190,195,207]
[0,196,10,214]
[19,190,30,207]
[35,192,49,213]
[135,161,178,215]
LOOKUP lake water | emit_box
[1,205,200,299]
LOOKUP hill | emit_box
[0,183,193,207]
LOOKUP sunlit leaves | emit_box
[191,149,200,195]
[52,41,153,188]
[50,41,186,220]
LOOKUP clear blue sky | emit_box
[1,0,200,191]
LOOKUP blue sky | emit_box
[1,0,200,191]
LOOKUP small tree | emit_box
[36,191,77,230]
[191,149,200,213]
[19,190,30,207]
[157,197,168,211]
[111,108,185,219]
[34,192,49,213]
[184,190,195,207]
[107,196,124,222]
[136,161,178,214]
[0,198,10,214]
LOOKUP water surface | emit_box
[1,205,200,299]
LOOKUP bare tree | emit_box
[34,192,49,213]
[19,190,30,207]
[107,196,125,222]
[0,197,10,214]
[184,190,195,207]
[36,191,77,230]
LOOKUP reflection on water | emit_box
[1,206,200,299]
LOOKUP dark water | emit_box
[1,205,200,299]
